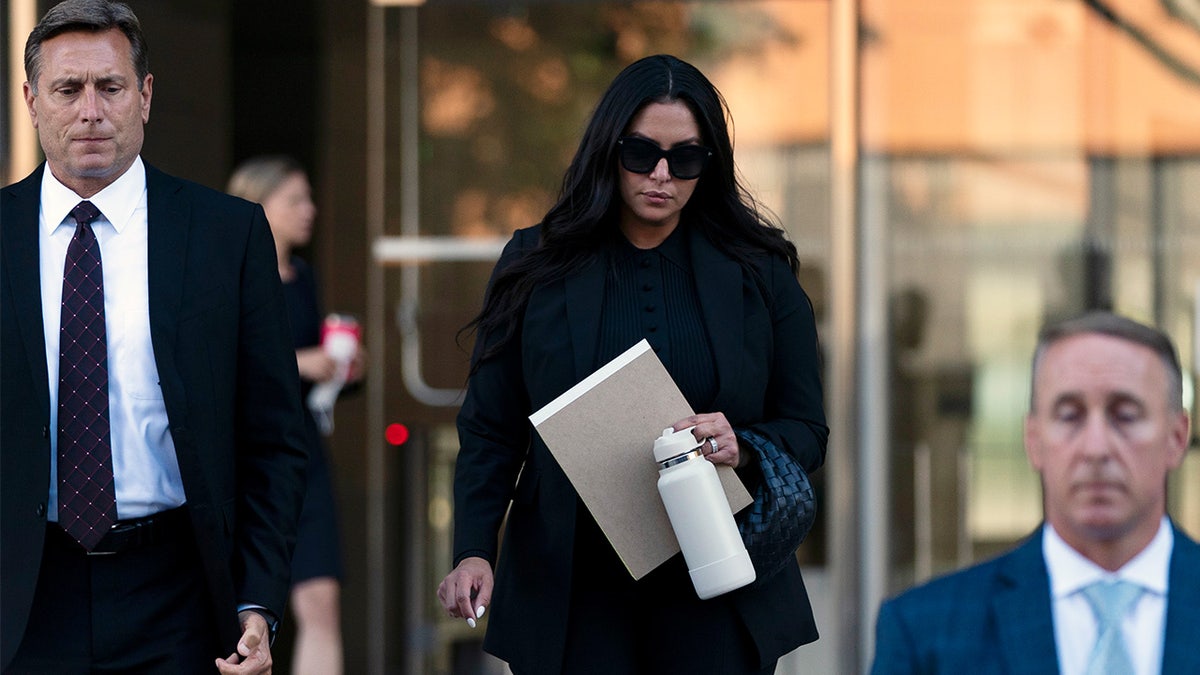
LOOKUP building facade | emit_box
[5,0,1199,672]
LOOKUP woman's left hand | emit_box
[673,412,742,468]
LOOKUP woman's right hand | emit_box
[437,556,493,628]
[296,346,337,382]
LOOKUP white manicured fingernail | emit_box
[467,617,477,628]
[475,605,486,618]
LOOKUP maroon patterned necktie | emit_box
[57,200,117,551]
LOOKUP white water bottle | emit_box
[654,427,755,599]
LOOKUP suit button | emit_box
[36,503,46,518]
[42,425,50,439]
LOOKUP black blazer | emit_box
[0,163,309,667]
[453,224,828,671]
[872,523,1200,674]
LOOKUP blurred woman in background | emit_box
[228,156,357,675]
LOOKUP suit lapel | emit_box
[688,227,743,405]
[1162,524,1200,673]
[144,165,188,407]
[993,531,1060,675]
[563,257,605,382]
[1,165,52,408]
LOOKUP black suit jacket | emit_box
[871,523,1200,674]
[453,224,828,672]
[0,163,309,667]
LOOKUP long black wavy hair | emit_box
[465,54,800,366]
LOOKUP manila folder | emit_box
[529,339,752,580]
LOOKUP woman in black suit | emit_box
[437,54,827,674]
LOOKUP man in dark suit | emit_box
[1,1,308,673]
[871,312,1200,675]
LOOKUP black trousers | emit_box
[552,508,777,675]
[6,515,219,674]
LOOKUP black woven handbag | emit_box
[735,429,817,580]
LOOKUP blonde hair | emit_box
[226,155,304,204]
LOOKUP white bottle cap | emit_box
[653,426,703,463]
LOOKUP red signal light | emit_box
[385,423,410,446]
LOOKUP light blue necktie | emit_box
[1081,580,1142,675]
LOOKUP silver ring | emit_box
[707,437,718,454]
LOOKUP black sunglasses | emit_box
[617,136,712,180]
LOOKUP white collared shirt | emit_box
[39,157,185,520]
[1045,517,1171,675]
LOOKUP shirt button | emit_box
[640,259,651,269]
[644,305,655,312]
[648,326,659,333]
[642,284,654,292]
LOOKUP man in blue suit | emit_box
[871,312,1200,675]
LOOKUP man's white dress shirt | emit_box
[39,157,185,521]
[1045,517,1171,675]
